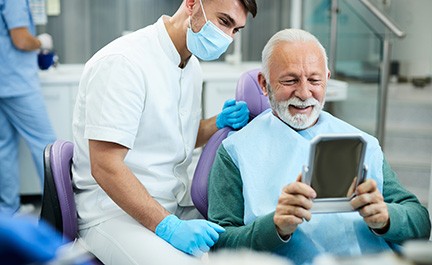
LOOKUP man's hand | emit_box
[350,179,390,232]
[274,175,316,238]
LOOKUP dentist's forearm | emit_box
[89,140,169,231]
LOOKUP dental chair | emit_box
[40,139,76,243]
[191,68,270,219]
[40,139,102,264]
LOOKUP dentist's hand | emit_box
[216,99,249,129]
[155,215,225,257]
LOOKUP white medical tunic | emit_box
[72,16,203,229]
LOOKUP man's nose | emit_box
[294,82,313,100]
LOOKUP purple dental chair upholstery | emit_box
[40,140,103,264]
[40,139,76,243]
[191,68,271,219]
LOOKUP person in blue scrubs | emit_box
[0,0,56,214]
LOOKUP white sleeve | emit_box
[83,55,146,149]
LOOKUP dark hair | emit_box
[202,0,257,18]
[240,0,257,17]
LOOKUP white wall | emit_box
[390,0,432,78]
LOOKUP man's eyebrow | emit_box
[280,73,299,79]
[218,12,245,29]
[308,72,325,77]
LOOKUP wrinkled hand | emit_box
[155,215,225,257]
[37,33,53,50]
[274,174,316,238]
[350,179,389,231]
[216,99,249,129]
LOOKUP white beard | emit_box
[270,96,324,130]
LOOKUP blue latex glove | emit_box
[0,214,63,265]
[155,215,225,257]
[216,99,250,129]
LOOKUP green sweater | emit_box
[208,145,431,252]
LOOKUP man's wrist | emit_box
[277,231,292,242]
[371,219,391,235]
[155,214,181,240]
[275,225,292,242]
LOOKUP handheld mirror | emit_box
[302,134,368,213]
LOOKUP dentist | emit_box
[72,0,257,264]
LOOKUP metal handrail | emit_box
[330,0,405,149]
[358,0,405,149]
[360,0,405,38]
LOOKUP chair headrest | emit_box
[235,68,270,119]
[191,68,271,219]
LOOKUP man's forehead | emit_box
[276,41,321,54]
[268,45,326,79]
[272,42,325,66]
[206,0,248,26]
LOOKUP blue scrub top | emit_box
[0,0,39,97]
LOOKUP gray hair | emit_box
[261,28,328,81]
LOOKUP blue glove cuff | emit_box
[216,114,224,129]
[155,215,181,241]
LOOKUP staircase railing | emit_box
[330,0,405,149]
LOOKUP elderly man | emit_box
[207,28,431,265]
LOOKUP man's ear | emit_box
[185,0,196,15]
[258,72,268,96]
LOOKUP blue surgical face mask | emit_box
[186,0,233,61]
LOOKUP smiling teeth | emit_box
[293,105,309,109]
